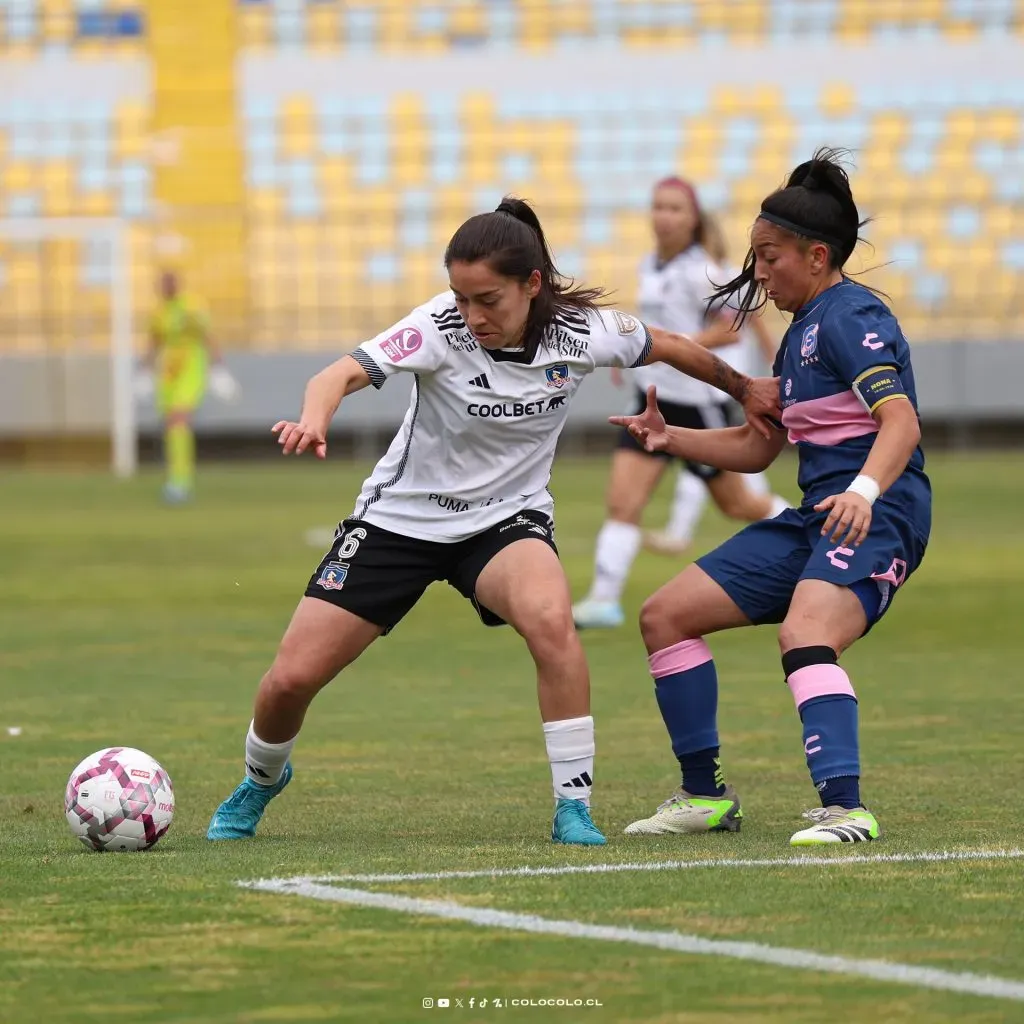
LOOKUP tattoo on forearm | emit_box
[711,355,749,402]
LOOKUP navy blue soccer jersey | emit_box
[773,280,930,538]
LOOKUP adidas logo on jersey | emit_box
[467,373,491,390]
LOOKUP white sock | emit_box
[666,472,707,542]
[745,471,770,496]
[245,720,295,787]
[588,520,641,604]
[767,494,790,518]
[543,715,595,806]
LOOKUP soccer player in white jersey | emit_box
[206,197,779,847]
[574,178,789,629]
[646,212,789,557]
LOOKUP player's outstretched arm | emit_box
[644,327,781,438]
[610,385,786,472]
[272,354,372,458]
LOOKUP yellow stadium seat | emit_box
[552,0,592,36]
[3,162,35,193]
[379,3,412,51]
[713,87,747,117]
[41,163,73,217]
[821,83,855,118]
[250,189,281,217]
[238,7,270,48]
[308,5,338,47]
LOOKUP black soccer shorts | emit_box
[304,509,557,633]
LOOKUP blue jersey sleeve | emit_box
[818,296,911,414]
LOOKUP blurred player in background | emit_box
[616,150,931,846]
[205,197,779,849]
[136,270,238,503]
[573,178,789,629]
[645,211,789,557]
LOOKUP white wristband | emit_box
[846,474,880,505]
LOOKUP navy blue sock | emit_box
[678,746,725,798]
[783,647,862,811]
[799,695,862,809]
[650,638,724,798]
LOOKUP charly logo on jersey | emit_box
[381,326,423,363]
[784,378,793,397]
[545,363,570,389]
[800,323,819,359]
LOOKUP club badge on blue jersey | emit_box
[545,363,570,389]
[316,561,349,591]
[800,323,819,359]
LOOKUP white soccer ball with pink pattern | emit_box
[65,747,175,852]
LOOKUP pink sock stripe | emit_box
[787,664,856,707]
[649,638,712,679]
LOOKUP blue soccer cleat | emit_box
[571,598,624,630]
[162,483,192,505]
[551,797,607,846]
[207,762,293,841]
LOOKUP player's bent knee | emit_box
[262,658,326,702]
[639,593,677,650]
[517,602,577,659]
[778,616,828,654]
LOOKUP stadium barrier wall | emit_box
[1,343,1022,442]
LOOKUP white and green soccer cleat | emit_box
[623,785,742,836]
[789,806,880,846]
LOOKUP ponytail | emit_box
[445,196,606,356]
[707,147,874,322]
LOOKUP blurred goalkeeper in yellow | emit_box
[137,271,239,502]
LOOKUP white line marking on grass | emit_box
[242,878,1024,1003]
[285,846,1024,885]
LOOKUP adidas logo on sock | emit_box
[561,770,593,790]
[467,373,491,390]
[246,762,270,779]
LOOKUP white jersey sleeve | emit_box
[351,299,448,387]
[587,308,653,369]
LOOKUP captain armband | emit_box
[852,365,908,414]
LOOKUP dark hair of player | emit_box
[707,147,871,321]
[445,196,607,357]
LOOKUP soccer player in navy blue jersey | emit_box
[612,150,931,845]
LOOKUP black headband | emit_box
[757,211,846,252]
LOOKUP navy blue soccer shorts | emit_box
[696,503,927,630]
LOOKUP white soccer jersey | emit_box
[349,292,653,542]
[632,245,727,406]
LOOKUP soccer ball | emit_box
[64,747,175,852]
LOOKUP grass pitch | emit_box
[1,452,1023,1022]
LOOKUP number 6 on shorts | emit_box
[337,527,367,561]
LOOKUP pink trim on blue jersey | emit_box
[781,389,878,447]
